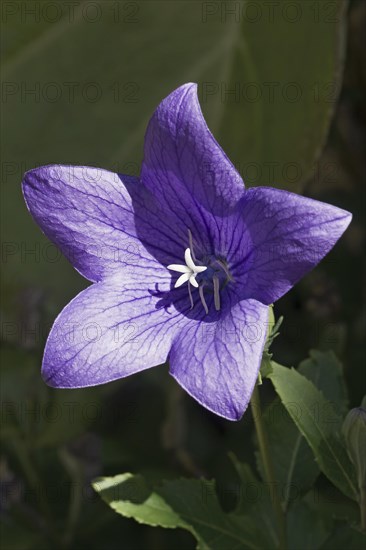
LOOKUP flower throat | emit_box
[167,230,233,314]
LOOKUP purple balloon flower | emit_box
[22,83,351,420]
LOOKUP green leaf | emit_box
[215,0,348,190]
[320,525,366,550]
[263,307,283,354]
[269,362,358,501]
[259,305,282,379]
[257,399,319,510]
[229,455,278,548]
[0,345,99,447]
[93,473,273,549]
[257,350,350,507]
[298,350,349,414]
[259,351,273,379]
[2,0,348,301]
[287,501,331,550]
[303,486,360,524]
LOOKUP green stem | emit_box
[251,384,287,550]
[58,447,84,547]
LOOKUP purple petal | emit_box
[233,187,352,304]
[141,83,245,217]
[22,165,167,283]
[129,83,247,272]
[42,278,188,388]
[127,174,247,276]
[169,299,269,420]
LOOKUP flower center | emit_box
[167,231,233,314]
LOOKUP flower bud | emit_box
[342,397,366,489]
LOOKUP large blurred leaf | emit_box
[217,0,348,190]
[0,345,99,447]
[320,525,366,550]
[303,485,360,524]
[34,386,101,448]
[0,346,46,439]
[269,362,358,501]
[0,523,45,550]
[93,473,273,549]
[287,501,330,550]
[2,0,348,302]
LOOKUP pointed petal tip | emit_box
[22,164,58,186]
[41,345,68,389]
[239,188,354,304]
[327,204,353,239]
[342,209,353,227]
[175,82,197,94]
[21,167,41,199]
[41,365,82,390]
[169,370,244,421]
[41,282,182,390]
[21,165,60,208]
[142,82,245,216]
[41,363,60,389]
[169,299,268,421]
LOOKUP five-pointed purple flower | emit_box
[22,83,352,420]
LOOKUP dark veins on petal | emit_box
[123,176,252,322]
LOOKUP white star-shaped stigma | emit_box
[167,248,207,288]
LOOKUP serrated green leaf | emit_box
[93,473,273,549]
[299,350,348,415]
[94,474,183,529]
[269,362,358,501]
[257,350,350,508]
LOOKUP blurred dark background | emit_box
[1,1,365,548]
